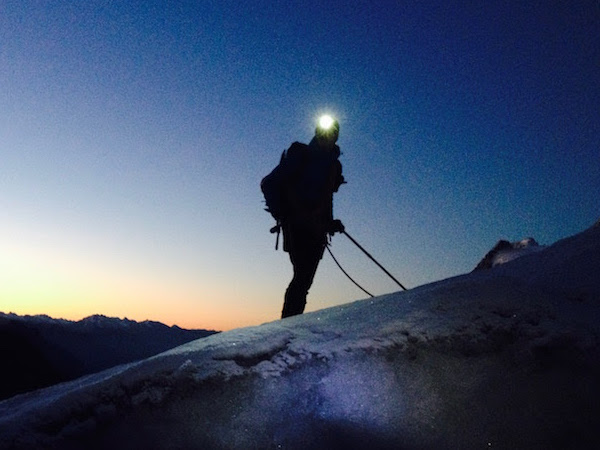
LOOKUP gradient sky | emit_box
[1,1,598,331]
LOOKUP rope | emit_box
[342,231,408,291]
[325,244,374,298]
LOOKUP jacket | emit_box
[281,137,344,248]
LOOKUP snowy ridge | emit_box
[0,224,599,449]
[473,237,544,270]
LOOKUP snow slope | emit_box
[0,223,599,449]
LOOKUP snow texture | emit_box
[0,224,599,449]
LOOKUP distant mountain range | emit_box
[0,313,218,400]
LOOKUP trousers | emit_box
[281,229,326,318]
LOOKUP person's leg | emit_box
[282,237,325,318]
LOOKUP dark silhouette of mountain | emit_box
[0,313,218,400]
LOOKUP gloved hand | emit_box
[329,219,345,235]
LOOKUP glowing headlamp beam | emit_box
[319,115,335,130]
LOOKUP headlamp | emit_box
[319,115,335,130]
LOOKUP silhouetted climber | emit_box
[261,115,346,318]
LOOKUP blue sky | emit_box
[1,1,598,330]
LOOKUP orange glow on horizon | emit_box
[1,298,275,332]
[0,234,275,332]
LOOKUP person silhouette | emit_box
[262,115,345,318]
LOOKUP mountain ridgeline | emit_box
[0,313,217,400]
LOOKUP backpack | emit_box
[260,142,308,221]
